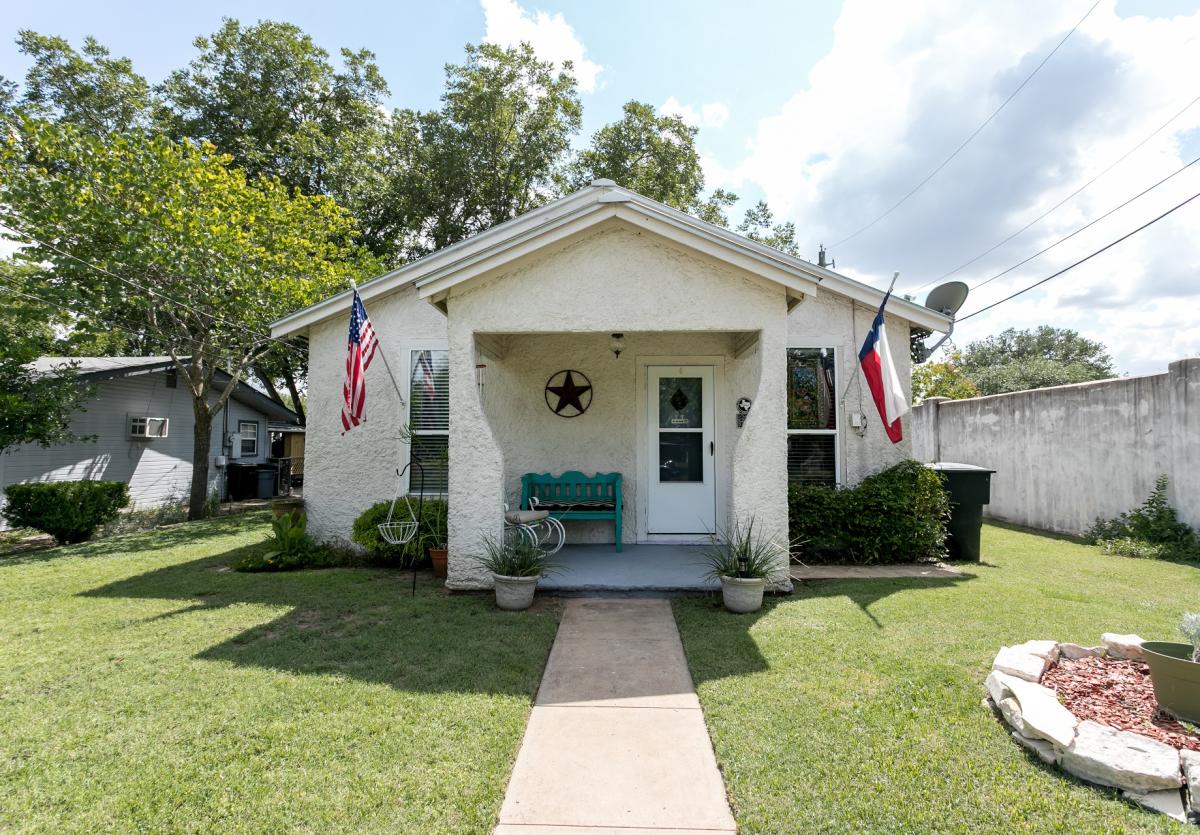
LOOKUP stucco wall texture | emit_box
[300,222,918,589]
[911,358,1200,534]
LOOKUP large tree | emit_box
[737,200,799,256]
[960,325,1115,395]
[911,350,978,403]
[10,30,153,132]
[0,118,379,517]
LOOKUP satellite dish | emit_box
[915,281,969,363]
[924,281,969,316]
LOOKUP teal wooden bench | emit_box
[520,471,623,552]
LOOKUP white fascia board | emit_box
[270,188,606,337]
[819,273,951,332]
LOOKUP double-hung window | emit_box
[408,349,450,493]
[786,348,839,486]
[238,421,259,458]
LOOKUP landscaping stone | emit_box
[1059,642,1102,660]
[1014,639,1060,663]
[985,670,1021,706]
[1012,730,1059,765]
[1183,750,1200,815]
[1061,720,1182,793]
[1102,633,1146,661]
[999,697,1030,737]
[1002,676,1078,748]
[992,646,1048,682]
[1122,789,1188,822]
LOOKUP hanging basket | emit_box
[377,519,418,546]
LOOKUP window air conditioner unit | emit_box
[129,416,169,439]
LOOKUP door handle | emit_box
[710,441,714,456]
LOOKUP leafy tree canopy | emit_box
[911,350,978,403]
[961,325,1114,377]
[0,117,380,515]
[11,30,153,132]
[570,100,703,211]
[737,200,799,256]
[0,260,93,453]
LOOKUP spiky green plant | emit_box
[701,516,784,581]
[473,535,560,578]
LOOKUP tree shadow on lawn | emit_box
[79,545,561,698]
[795,572,977,628]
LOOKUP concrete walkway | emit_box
[495,598,736,834]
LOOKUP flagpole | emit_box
[350,279,406,407]
[838,272,900,404]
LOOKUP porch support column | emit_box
[730,314,791,591]
[446,319,504,589]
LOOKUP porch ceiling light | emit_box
[610,333,625,359]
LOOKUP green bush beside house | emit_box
[2,481,130,545]
[352,499,449,567]
[788,460,950,564]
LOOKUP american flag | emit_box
[341,289,378,432]
[416,350,437,398]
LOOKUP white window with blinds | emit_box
[786,347,839,486]
[408,348,450,493]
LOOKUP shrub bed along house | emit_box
[2,480,130,545]
[788,459,950,564]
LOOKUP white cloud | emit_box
[724,0,1200,374]
[661,96,732,129]
[481,0,603,93]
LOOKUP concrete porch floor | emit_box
[539,544,719,592]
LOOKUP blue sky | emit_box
[3,0,1200,373]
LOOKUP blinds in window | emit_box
[409,350,450,432]
[787,435,836,486]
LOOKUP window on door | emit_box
[409,349,449,493]
[786,348,838,485]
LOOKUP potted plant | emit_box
[701,517,782,614]
[1143,613,1200,724]
[473,536,559,611]
[422,500,449,578]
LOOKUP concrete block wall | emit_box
[911,358,1199,535]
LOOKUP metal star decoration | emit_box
[545,370,593,417]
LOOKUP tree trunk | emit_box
[254,365,287,406]
[188,398,214,520]
[283,364,306,426]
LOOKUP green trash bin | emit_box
[926,462,995,562]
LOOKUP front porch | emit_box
[539,543,719,592]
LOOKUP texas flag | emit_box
[858,287,909,444]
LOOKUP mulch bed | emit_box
[1042,655,1200,752]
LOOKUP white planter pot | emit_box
[721,576,766,613]
[492,573,539,611]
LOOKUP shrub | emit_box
[351,498,448,567]
[1086,476,1198,561]
[2,480,130,545]
[1180,613,1200,663]
[236,511,349,572]
[788,460,950,564]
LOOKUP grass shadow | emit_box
[80,544,561,697]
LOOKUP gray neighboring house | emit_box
[0,357,300,527]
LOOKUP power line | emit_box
[909,90,1200,295]
[831,0,1100,249]
[970,153,1200,292]
[957,187,1200,322]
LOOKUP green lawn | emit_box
[0,513,560,833]
[675,524,1200,834]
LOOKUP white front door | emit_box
[647,365,716,534]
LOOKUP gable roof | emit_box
[32,356,301,425]
[270,181,951,337]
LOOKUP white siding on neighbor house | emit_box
[0,370,274,527]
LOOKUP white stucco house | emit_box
[271,180,950,589]
[0,357,301,527]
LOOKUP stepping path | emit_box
[495,598,736,834]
